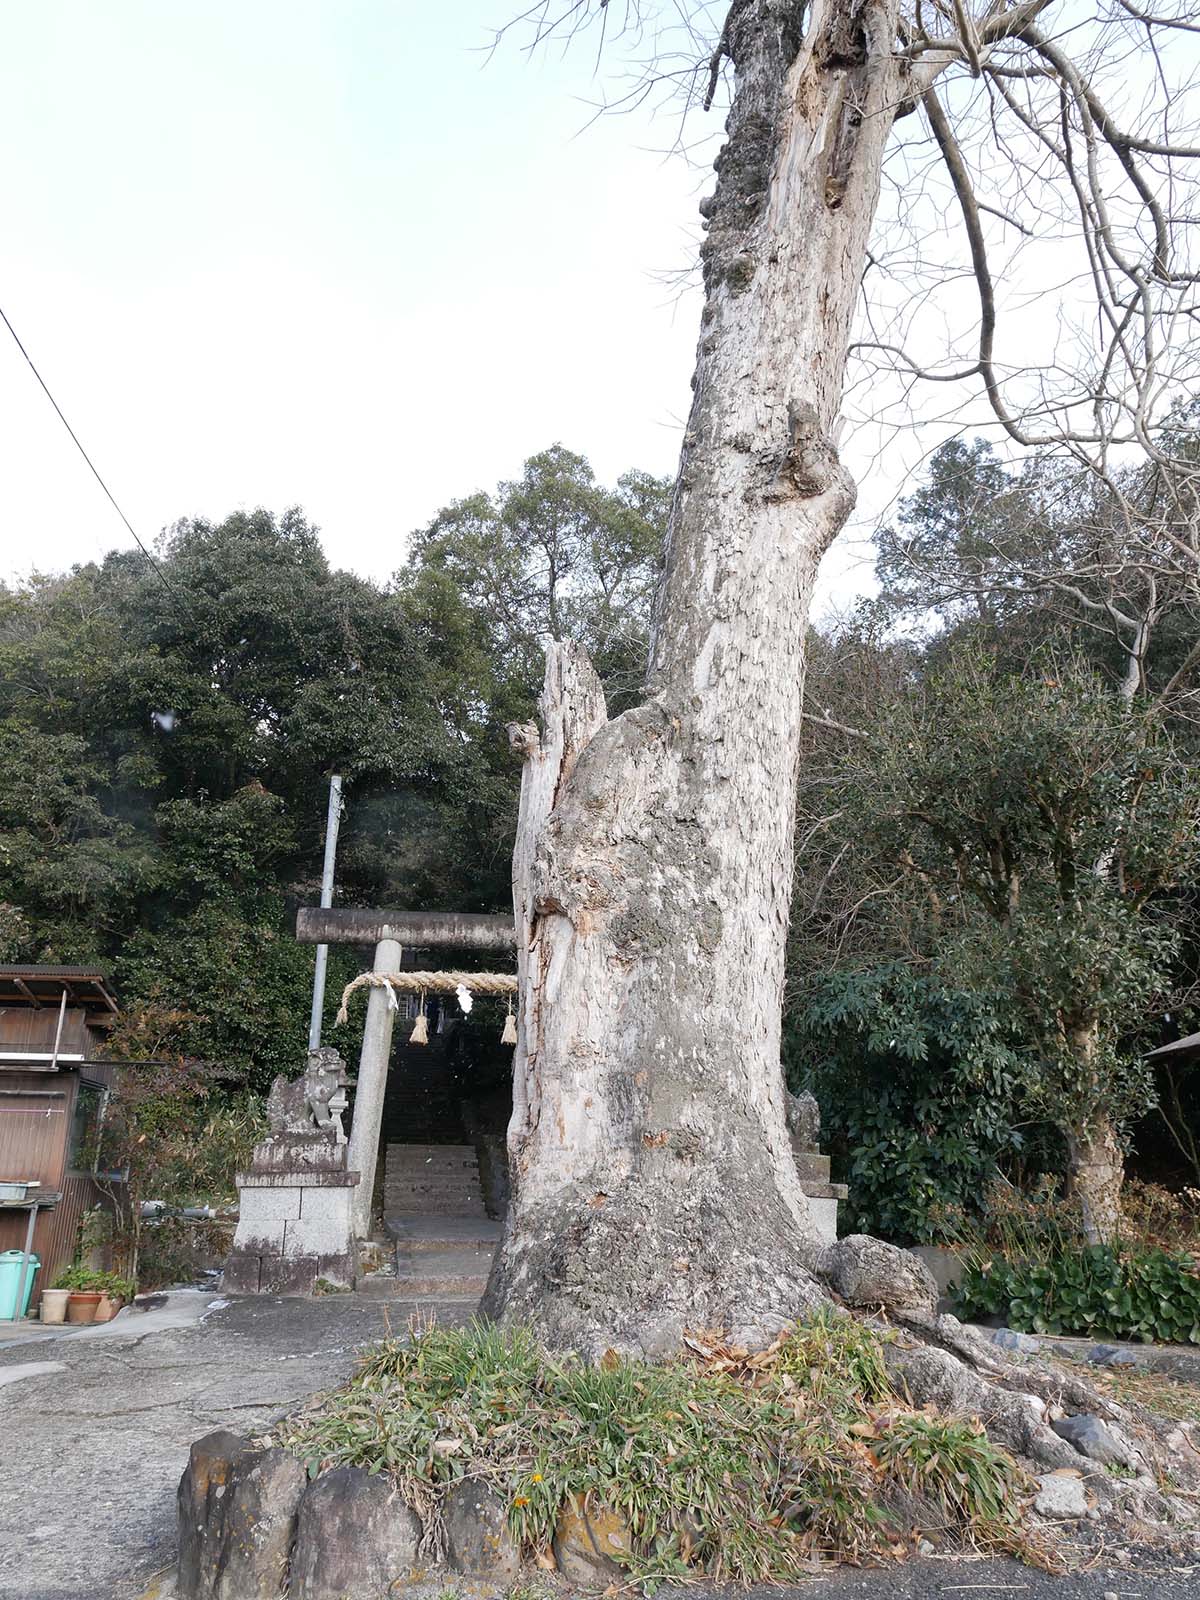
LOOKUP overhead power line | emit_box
[0,300,185,610]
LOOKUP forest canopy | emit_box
[0,448,668,1086]
[3,432,1197,1229]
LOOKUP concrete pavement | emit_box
[0,1291,474,1600]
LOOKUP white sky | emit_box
[6,4,1175,614]
[0,2,720,584]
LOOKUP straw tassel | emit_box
[501,1006,517,1046]
[409,994,429,1046]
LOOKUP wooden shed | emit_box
[0,965,120,1308]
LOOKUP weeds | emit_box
[1120,1180,1200,1259]
[767,1306,894,1411]
[932,1174,1087,1268]
[273,1313,1035,1584]
[873,1413,1030,1552]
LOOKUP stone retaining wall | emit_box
[177,1431,631,1599]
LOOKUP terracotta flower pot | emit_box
[66,1291,102,1325]
[92,1294,123,1323]
[40,1288,71,1325]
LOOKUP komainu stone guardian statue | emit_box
[225,1047,359,1295]
[784,1089,821,1153]
[265,1046,350,1144]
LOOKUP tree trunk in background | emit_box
[1061,1021,1124,1244]
[1068,1117,1124,1245]
[485,0,910,1357]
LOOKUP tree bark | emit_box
[1060,1019,1125,1244]
[485,0,912,1357]
[1067,1117,1124,1246]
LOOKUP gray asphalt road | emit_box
[0,1292,472,1600]
[757,1557,1196,1598]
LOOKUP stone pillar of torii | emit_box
[295,907,516,1238]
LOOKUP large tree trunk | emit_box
[1067,1117,1125,1245]
[1061,1020,1125,1244]
[484,0,908,1357]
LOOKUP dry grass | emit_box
[1072,1361,1200,1425]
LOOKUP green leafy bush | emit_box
[87,1046,264,1287]
[784,967,1027,1242]
[953,1245,1200,1344]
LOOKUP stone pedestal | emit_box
[792,1148,848,1246]
[225,1051,360,1296]
[225,1167,359,1295]
[786,1090,847,1246]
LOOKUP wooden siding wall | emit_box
[0,1007,91,1064]
[0,1069,107,1307]
[0,1071,71,1185]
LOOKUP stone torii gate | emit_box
[295,907,516,1237]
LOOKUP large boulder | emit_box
[290,1466,424,1599]
[444,1480,521,1581]
[552,1494,632,1585]
[177,1433,306,1600]
[823,1235,938,1314]
[177,1431,249,1600]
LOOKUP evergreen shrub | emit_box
[953,1245,1200,1344]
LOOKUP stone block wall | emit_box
[224,1170,358,1296]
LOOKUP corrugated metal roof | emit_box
[0,967,118,1014]
[0,965,110,981]
[1145,1031,1200,1061]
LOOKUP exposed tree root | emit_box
[492,1222,1200,1556]
[882,1308,1200,1552]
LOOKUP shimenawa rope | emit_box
[334,969,518,1028]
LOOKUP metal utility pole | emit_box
[307,773,344,1051]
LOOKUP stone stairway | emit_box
[792,1149,848,1244]
[382,1040,466,1145]
[359,1144,500,1301]
[383,1142,488,1217]
[362,1212,502,1298]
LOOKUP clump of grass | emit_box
[769,1305,894,1411]
[873,1413,1031,1553]
[273,1314,1033,1584]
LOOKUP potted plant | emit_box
[39,1285,71,1324]
[93,1272,136,1322]
[53,1265,126,1325]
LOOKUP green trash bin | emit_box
[0,1250,40,1320]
